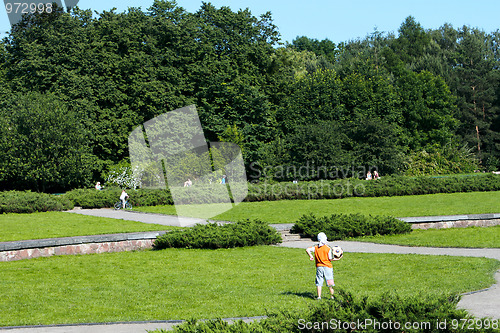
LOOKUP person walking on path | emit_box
[306,232,339,300]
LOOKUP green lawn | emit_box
[0,246,498,326]
[0,212,171,242]
[136,191,500,223]
[355,225,500,248]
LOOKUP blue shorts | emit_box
[315,266,334,287]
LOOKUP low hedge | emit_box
[245,173,500,202]
[0,191,73,213]
[291,213,412,240]
[153,220,282,250]
[155,290,492,333]
[63,188,173,208]
[59,173,500,209]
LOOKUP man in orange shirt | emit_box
[306,232,338,300]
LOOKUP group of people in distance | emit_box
[366,170,380,180]
[184,175,227,187]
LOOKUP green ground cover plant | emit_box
[0,212,171,242]
[153,220,281,250]
[136,191,500,223]
[290,214,412,240]
[0,191,73,213]
[356,225,500,248]
[0,246,497,326]
[158,292,494,333]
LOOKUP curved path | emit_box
[2,209,499,332]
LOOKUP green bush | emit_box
[155,290,494,333]
[291,213,412,240]
[404,145,480,176]
[63,188,173,208]
[153,220,282,250]
[63,188,121,208]
[244,173,500,202]
[245,178,364,202]
[170,184,238,205]
[0,191,73,213]
[62,173,500,209]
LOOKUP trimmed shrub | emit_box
[153,220,282,250]
[155,290,493,333]
[291,213,411,240]
[245,173,500,202]
[63,188,173,208]
[245,178,365,202]
[63,188,122,208]
[0,191,73,213]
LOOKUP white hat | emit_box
[317,232,328,246]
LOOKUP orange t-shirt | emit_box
[314,245,332,268]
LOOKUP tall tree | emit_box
[451,27,500,167]
[392,16,431,66]
[0,92,94,191]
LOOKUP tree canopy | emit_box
[1,1,499,191]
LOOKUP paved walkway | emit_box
[65,208,212,227]
[2,209,499,332]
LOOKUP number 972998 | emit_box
[5,2,53,14]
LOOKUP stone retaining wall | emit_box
[0,231,167,262]
[410,219,500,230]
[0,239,155,262]
[399,214,500,230]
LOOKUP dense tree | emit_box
[291,36,338,64]
[1,5,499,190]
[391,16,431,66]
[0,92,94,191]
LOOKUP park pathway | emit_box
[2,209,498,332]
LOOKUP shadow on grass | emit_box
[281,291,316,299]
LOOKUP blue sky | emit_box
[1,0,500,43]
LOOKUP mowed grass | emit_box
[136,191,500,223]
[0,212,171,242]
[355,225,500,248]
[0,246,498,326]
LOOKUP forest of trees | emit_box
[0,0,499,191]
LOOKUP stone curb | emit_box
[0,231,169,252]
[399,213,500,223]
[0,316,267,331]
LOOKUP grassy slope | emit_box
[355,225,500,248]
[0,246,498,326]
[136,191,500,223]
[0,212,171,242]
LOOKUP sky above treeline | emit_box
[1,0,499,43]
